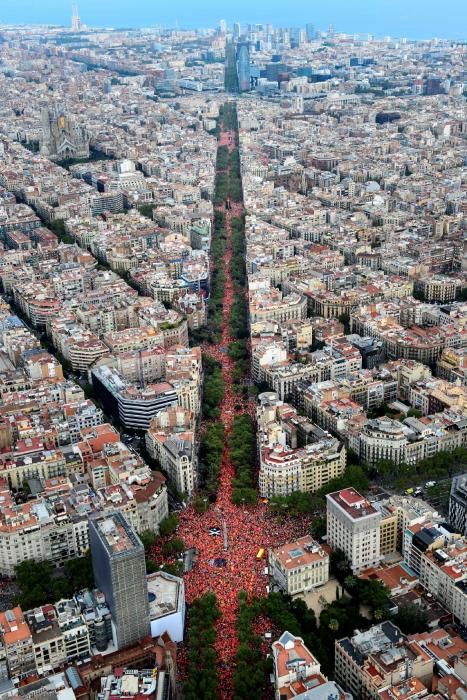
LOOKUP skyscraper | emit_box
[236,42,251,92]
[88,512,150,649]
[233,22,241,40]
[306,23,315,41]
[219,19,227,34]
[71,5,82,32]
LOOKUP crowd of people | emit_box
[164,127,311,697]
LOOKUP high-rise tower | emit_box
[236,42,251,92]
[71,5,82,32]
[88,512,150,649]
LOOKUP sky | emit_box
[1,0,466,41]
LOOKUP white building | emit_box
[326,488,381,573]
[147,572,185,643]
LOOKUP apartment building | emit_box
[406,530,467,627]
[358,417,409,466]
[146,426,197,497]
[55,599,93,663]
[379,494,441,553]
[449,474,467,537]
[414,275,457,303]
[437,348,467,386]
[103,326,164,354]
[335,622,433,700]
[92,365,178,430]
[259,438,346,498]
[257,392,346,496]
[26,607,66,675]
[249,288,307,324]
[272,631,329,700]
[0,446,81,490]
[301,381,365,437]
[0,607,35,680]
[326,488,381,574]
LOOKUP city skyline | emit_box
[0,13,465,700]
[1,0,466,40]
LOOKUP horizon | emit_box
[1,0,466,41]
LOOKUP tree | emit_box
[392,604,430,634]
[159,513,179,537]
[138,204,154,219]
[184,593,221,699]
[330,549,351,582]
[15,554,94,609]
[338,313,350,333]
[64,550,94,591]
[328,618,340,633]
[311,516,327,541]
[344,575,358,592]
[140,529,157,550]
[50,218,75,244]
[233,592,266,697]
[194,496,209,514]
[15,560,55,609]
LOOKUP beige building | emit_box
[259,439,346,498]
[269,535,329,595]
[378,510,398,557]
[249,289,307,325]
[26,607,66,675]
[0,607,35,680]
[146,428,196,497]
[414,275,457,303]
[103,325,164,353]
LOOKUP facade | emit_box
[0,607,35,680]
[268,535,329,595]
[272,630,323,700]
[259,440,346,498]
[257,392,346,498]
[41,108,90,161]
[146,428,196,497]
[237,43,251,92]
[326,488,381,574]
[249,289,307,325]
[414,276,457,303]
[92,365,178,430]
[0,503,89,576]
[74,589,113,653]
[88,512,150,649]
[449,473,467,536]
[403,524,467,627]
[25,607,67,676]
[147,572,185,643]
[335,622,433,700]
[355,413,467,468]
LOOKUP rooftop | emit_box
[147,571,182,620]
[92,512,142,555]
[328,487,378,520]
[271,535,328,570]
